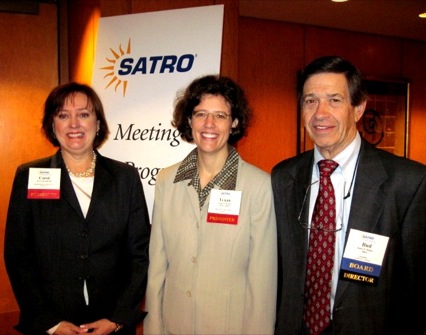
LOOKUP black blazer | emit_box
[4,150,151,334]
[272,139,426,335]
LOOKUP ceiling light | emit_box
[419,12,426,18]
[331,0,349,2]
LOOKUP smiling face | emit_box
[52,92,99,157]
[302,72,366,159]
[189,94,238,157]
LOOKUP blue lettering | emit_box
[131,57,147,74]
[176,54,194,72]
[118,58,134,75]
[149,56,162,73]
[160,55,177,73]
[117,54,195,76]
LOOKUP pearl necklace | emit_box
[67,152,97,178]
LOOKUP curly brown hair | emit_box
[172,75,252,145]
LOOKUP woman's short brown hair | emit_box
[41,82,109,148]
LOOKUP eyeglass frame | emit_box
[297,180,347,233]
[192,110,232,121]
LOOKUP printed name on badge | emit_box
[27,168,61,199]
[207,189,242,225]
[339,229,389,285]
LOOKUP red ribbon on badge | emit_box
[207,213,239,225]
[27,189,60,199]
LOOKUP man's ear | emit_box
[354,100,367,123]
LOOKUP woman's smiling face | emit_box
[52,92,99,156]
[190,93,238,156]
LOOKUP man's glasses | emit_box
[297,180,345,232]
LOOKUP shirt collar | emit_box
[174,145,239,191]
[313,132,362,182]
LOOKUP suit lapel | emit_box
[53,150,115,221]
[347,144,388,233]
[52,151,85,218]
[284,152,314,267]
[293,158,313,256]
[335,141,389,302]
[85,153,113,222]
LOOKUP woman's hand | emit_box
[79,318,119,335]
[53,321,84,334]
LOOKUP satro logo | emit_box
[100,39,195,97]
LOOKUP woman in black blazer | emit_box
[4,82,151,335]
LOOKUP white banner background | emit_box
[92,5,224,218]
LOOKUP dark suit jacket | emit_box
[272,140,426,335]
[4,150,151,335]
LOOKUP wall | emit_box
[238,19,304,170]
[1,1,426,333]
[403,40,426,161]
[0,3,58,333]
[238,18,426,172]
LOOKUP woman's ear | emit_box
[231,118,239,129]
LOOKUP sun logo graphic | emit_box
[101,38,196,97]
[100,39,132,97]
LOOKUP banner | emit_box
[92,5,224,218]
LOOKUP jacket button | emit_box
[186,290,192,297]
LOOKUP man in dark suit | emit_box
[272,56,426,335]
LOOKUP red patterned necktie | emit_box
[303,159,339,335]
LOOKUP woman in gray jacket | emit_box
[144,75,277,335]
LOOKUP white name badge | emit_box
[207,189,242,225]
[27,168,61,199]
[339,229,389,285]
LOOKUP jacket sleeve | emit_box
[401,171,426,333]
[242,173,278,334]
[143,169,167,334]
[110,167,151,327]
[4,164,62,332]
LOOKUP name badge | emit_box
[207,189,242,225]
[27,168,61,199]
[339,229,389,285]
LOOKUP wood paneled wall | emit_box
[0,3,58,333]
[402,41,426,161]
[238,19,304,170]
[238,20,426,171]
[1,1,426,333]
